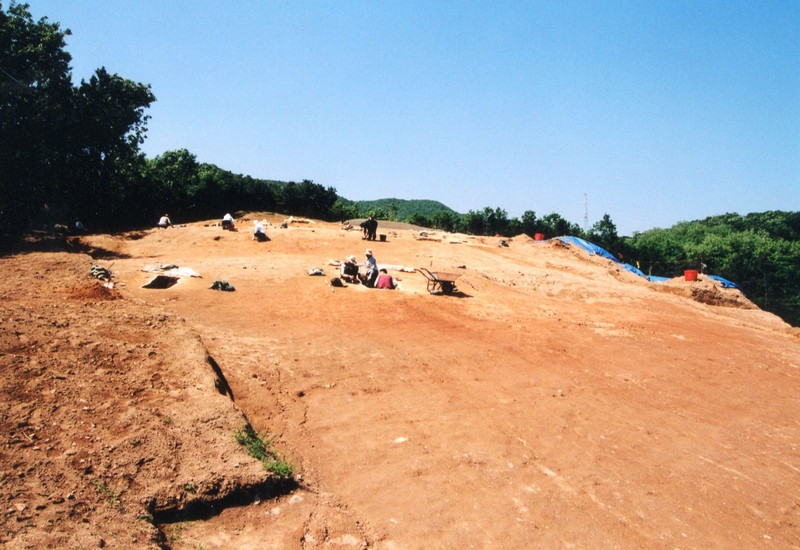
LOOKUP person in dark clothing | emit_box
[360,217,378,241]
[340,255,360,283]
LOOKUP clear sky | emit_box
[27,1,800,235]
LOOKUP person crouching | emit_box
[375,268,396,289]
[340,255,360,283]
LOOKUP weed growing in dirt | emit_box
[235,424,294,479]
[91,479,120,509]
[265,457,294,478]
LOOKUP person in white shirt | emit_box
[253,220,268,241]
[364,249,378,287]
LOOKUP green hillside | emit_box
[352,198,458,220]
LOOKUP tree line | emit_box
[623,212,800,326]
[2,3,797,326]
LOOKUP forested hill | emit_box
[352,198,458,219]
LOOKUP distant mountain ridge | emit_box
[352,198,458,219]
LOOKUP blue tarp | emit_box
[706,274,739,289]
[623,263,646,277]
[557,236,619,263]
[555,236,742,290]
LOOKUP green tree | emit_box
[406,213,432,228]
[365,207,389,220]
[462,210,485,235]
[145,149,199,219]
[588,213,619,251]
[69,68,155,225]
[540,213,580,237]
[0,2,154,232]
[483,206,510,236]
[1,2,74,231]
[431,211,460,232]
[330,198,359,221]
[519,210,538,236]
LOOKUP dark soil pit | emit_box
[142,275,179,289]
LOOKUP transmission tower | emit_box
[583,193,589,230]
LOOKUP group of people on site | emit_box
[155,213,394,288]
[158,212,269,242]
[340,249,395,289]
[220,213,268,241]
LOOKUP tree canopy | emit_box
[1,2,155,231]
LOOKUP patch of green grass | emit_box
[235,424,294,479]
[235,424,269,461]
[265,457,294,478]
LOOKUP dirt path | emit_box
[3,215,800,548]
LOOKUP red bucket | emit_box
[684,269,699,281]
[534,233,544,241]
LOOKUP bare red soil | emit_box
[2,215,799,549]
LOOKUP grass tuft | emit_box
[235,424,294,479]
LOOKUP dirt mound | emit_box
[2,216,799,548]
[510,232,537,244]
[657,275,758,309]
[0,253,288,548]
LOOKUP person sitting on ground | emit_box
[340,255,360,283]
[363,249,378,287]
[222,212,235,231]
[375,268,396,289]
[157,214,172,228]
[253,220,268,241]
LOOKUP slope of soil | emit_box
[2,215,799,549]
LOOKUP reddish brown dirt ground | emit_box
[2,214,800,549]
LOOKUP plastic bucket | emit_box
[534,233,544,241]
[684,269,699,281]
[379,234,386,242]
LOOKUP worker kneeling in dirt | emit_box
[253,220,268,242]
[340,255,360,283]
[375,268,396,289]
[222,213,235,231]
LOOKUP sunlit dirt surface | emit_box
[3,215,799,548]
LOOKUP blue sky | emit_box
[28,1,799,235]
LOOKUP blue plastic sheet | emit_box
[706,274,739,289]
[555,236,743,290]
